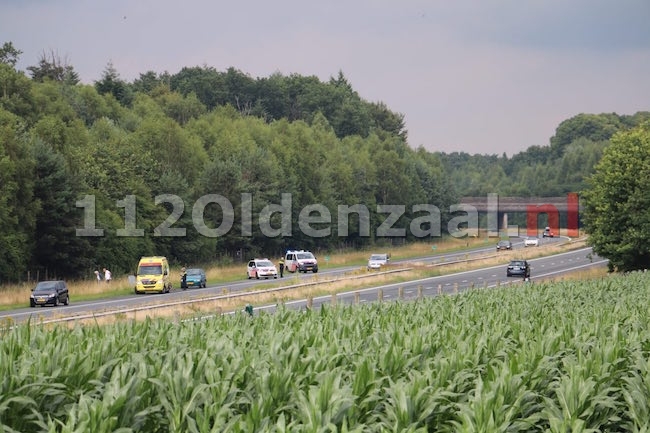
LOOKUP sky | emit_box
[2,0,650,156]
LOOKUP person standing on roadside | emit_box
[94,270,101,283]
[103,268,112,283]
[180,267,187,289]
[278,256,285,278]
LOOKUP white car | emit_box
[247,259,278,279]
[524,236,539,247]
[367,253,390,270]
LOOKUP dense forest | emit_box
[0,42,648,282]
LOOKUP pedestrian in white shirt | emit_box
[103,268,112,283]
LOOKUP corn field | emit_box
[3,272,650,432]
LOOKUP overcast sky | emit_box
[3,0,650,155]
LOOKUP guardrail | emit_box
[7,237,581,328]
[17,267,411,327]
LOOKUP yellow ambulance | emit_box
[135,256,171,294]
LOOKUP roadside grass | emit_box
[43,235,600,326]
[0,235,490,309]
[0,234,592,314]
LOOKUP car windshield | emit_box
[34,281,58,292]
[256,260,273,267]
[510,261,525,266]
[370,254,386,260]
[138,265,162,275]
[186,269,202,275]
[296,253,314,260]
[498,241,510,245]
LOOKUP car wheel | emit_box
[64,295,69,306]
[256,274,260,280]
[30,301,35,308]
[54,297,59,307]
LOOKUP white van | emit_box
[284,250,318,273]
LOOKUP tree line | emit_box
[0,42,648,281]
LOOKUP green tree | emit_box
[257,72,289,121]
[170,66,227,110]
[367,101,406,139]
[30,140,94,278]
[550,113,622,158]
[132,70,170,94]
[582,122,650,271]
[95,61,132,106]
[152,89,207,125]
[27,50,79,84]
[0,109,34,281]
[0,63,34,118]
[0,41,22,67]
[65,84,112,126]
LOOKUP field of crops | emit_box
[2,271,650,432]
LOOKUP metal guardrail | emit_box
[20,267,412,326]
[8,238,581,328]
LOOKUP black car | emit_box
[30,280,70,307]
[496,240,512,251]
[506,260,530,278]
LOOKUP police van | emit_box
[284,250,318,273]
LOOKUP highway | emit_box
[1,237,605,324]
[252,247,607,315]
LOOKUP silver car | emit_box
[367,253,390,270]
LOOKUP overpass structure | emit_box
[459,193,581,237]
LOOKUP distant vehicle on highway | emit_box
[543,227,555,238]
[507,260,531,278]
[367,253,390,270]
[524,237,539,247]
[496,240,512,251]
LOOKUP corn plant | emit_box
[3,272,650,431]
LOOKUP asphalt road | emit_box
[252,246,607,315]
[2,237,596,325]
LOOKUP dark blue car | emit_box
[181,268,207,289]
